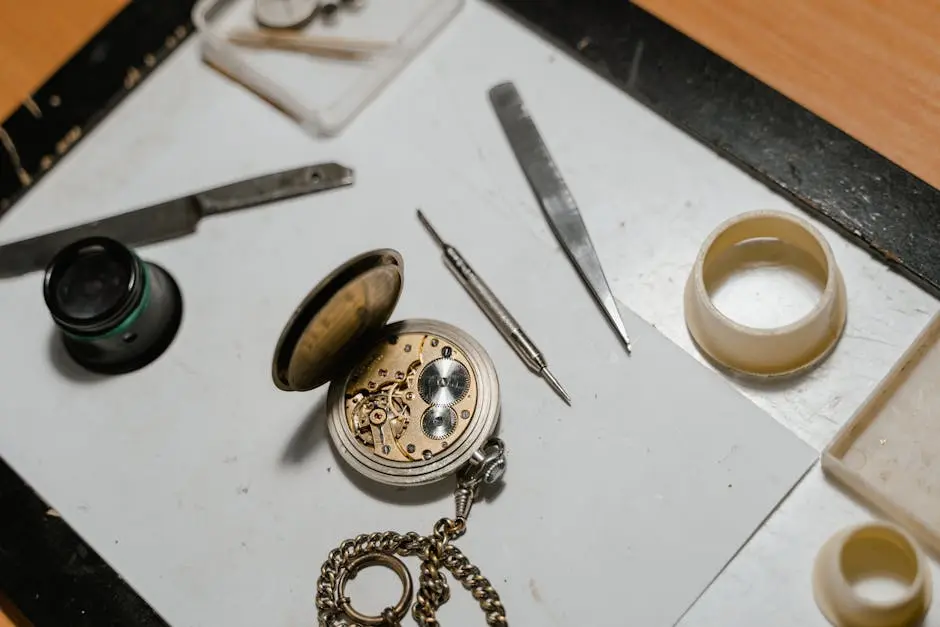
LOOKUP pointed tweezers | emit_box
[489,82,632,353]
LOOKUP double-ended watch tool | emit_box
[417,209,571,405]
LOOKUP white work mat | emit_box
[0,9,815,627]
[0,186,813,626]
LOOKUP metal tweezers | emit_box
[489,82,632,353]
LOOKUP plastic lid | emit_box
[272,249,403,391]
[813,522,932,627]
[684,210,847,377]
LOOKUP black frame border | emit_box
[0,0,197,218]
[0,456,168,626]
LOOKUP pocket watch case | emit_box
[272,249,501,486]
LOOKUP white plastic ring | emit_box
[813,522,932,627]
[684,210,847,377]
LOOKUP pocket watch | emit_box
[271,249,509,625]
[271,248,504,486]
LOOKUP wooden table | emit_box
[0,0,127,120]
[0,594,28,627]
[636,0,940,190]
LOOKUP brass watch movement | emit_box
[271,249,503,486]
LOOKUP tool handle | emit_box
[443,247,543,372]
[195,162,353,216]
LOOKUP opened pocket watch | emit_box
[271,249,509,625]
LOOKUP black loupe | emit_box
[43,237,183,374]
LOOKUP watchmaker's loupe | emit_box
[44,237,183,374]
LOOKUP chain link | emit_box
[316,518,507,626]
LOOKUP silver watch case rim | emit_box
[327,319,500,487]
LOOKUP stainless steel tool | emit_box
[417,209,571,405]
[488,82,632,353]
[0,162,354,278]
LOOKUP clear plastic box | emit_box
[192,0,464,135]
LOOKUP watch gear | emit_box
[421,406,457,440]
[418,358,470,406]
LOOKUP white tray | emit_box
[192,0,463,135]
[823,313,940,554]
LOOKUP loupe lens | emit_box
[44,237,182,374]
[48,242,136,329]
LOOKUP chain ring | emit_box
[316,518,507,626]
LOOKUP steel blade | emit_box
[0,162,354,279]
[0,199,200,278]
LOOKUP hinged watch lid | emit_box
[272,249,404,391]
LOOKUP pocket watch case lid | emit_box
[272,248,403,392]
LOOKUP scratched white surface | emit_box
[1,1,939,625]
